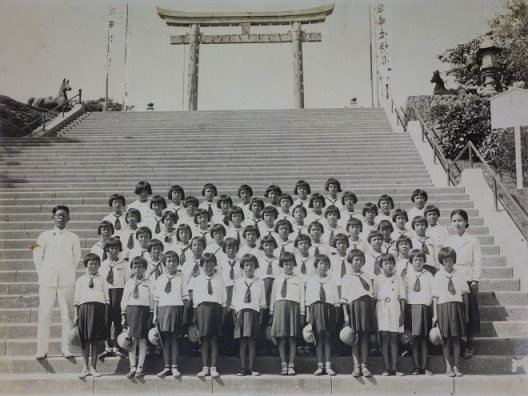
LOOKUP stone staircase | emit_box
[0,108,526,393]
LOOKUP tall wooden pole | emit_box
[292,21,304,109]
[187,24,200,111]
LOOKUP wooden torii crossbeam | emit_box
[158,4,334,110]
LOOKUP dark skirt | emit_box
[271,300,301,337]
[234,308,259,339]
[157,305,185,334]
[467,284,481,333]
[126,305,150,338]
[197,302,223,337]
[108,288,123,325]
[347,295,377,333]
[437,302,466,338]
[309,301,337,335]
[404,304,432,337]
[78,302,106,342]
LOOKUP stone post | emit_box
[187,24,200,111]
[292,21,304,109]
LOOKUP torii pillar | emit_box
[158,4,335,110]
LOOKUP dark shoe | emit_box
[237,368,247,376]
[98,350,113,360]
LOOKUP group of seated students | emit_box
[77,178,482,379]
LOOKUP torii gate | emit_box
[157,4,335,110]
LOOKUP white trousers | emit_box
[37,286,74,356]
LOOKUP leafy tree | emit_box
[82,98,135,112]
[439,0,528,91]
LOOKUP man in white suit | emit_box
[32,205,81,359]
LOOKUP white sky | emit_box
[0,0,505,111]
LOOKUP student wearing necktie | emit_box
[291,204,309,236]
[324,178,342,210]
[292,179,311,208]
[192,254,227,379]
[126,226,152,264]
[258,205,279,238]
[305,254,339,376]
[146,239,164,281]
[74,253,109,378]
[120,256,155,379]
[226,206,246,246]
[411,216,439,275]
[90,221,114,262]
[126,181,154,222]
[269,252,305,376]
[341,249,376,378]
[102,194,127,238]
[264,184,283,207]
[237,184,254,218]
[432,247,470,378]
[167,185,185,215]
[122,209,141,252]
[231,254,266,376]
[273,219,294,258]
[153,251,189,378]
[199,183,219,219]
[403,250,435,375]
[323,205,345,247]
[193,209,212,245]
[98,237,130,360]
[211,194,233,226]
[306,193,327,225]
[294,234,315,284]
[146,195,168,236]
[157,211,179,250]
[248,198,265,227]
[181,236,206,304]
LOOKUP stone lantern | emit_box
[477,37,502,96]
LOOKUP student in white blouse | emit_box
[32,205,81,359]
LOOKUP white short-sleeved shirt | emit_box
[270,273,305,315]
[154,273,188,307]
[432,269,469,304]
[274,239,295,257]
[182,256,202,291]
[256,255,280,279]
[99,258,131,289]
[74,274,109,305]
[305,274,339,306]
[218,256,242,286]
[193,272,226,307]
[444,233,483,282]
[404,269,434,305]
[295,254,316,283]
[411,235,438,269]
[340,271,374,303]
[330,254,352,285]
[231,276,266,312]
[121,277,155,311]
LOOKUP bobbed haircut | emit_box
[294,233,312,248]
[367,230,383,243]
[450,209,469,227]
[347,249,365,265]
[202,183,218,197]
[346,217,363,232]
[378,252,396,266]
[194,208,210,223]
[377,194,394,209]
[210,223,227,237]
[278,193,293,205]
[324,205,341,219]
[314,254,331,268]
[261,205,279,219]
[161,211,178,224]
[150,195,167,210]
[228,206,245,221]
[292,204,307,217]
[240,253,259,269]
[243,224,261,239]
[325,178,342,192]
[147,238,164,253]
[216,194,233,209]
[377,219,394,233]
[278,251,297,267]
[409,249,427,264]
[83,252,101,267]
[264,184,283,198]
[260,234,278,249]
[307,221,324,234]
[424,204,441,217]
[341,191,358,205]
[125,208,142,223]
[411,215,429,230]
[238,184,254,197]
[308,193,326,208]
[438,246,457,265]
[104,236,123,252]
[108,193,126,207]
[130,256,148,269]
[222,237,240,253]
[362,202,378,217]
[134,181,152,195]
[176,223,192,241]
[294,179,311,195]
[274,219,293,234]
[183,196,199,208]
[249,198,265,210]
[332,233,350,248]
[98,220,114,235]
[396,235,413,251]
[411,188,429,203]
[135,226,152,239]
[190,236,206,249]
[200,252,217,267]
[52,205,70,216]
[161,250,179,266]
[392,208,409,223]
[168,185,185,201]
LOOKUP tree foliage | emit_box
[82,98,135,112]
[439,0,528,91]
